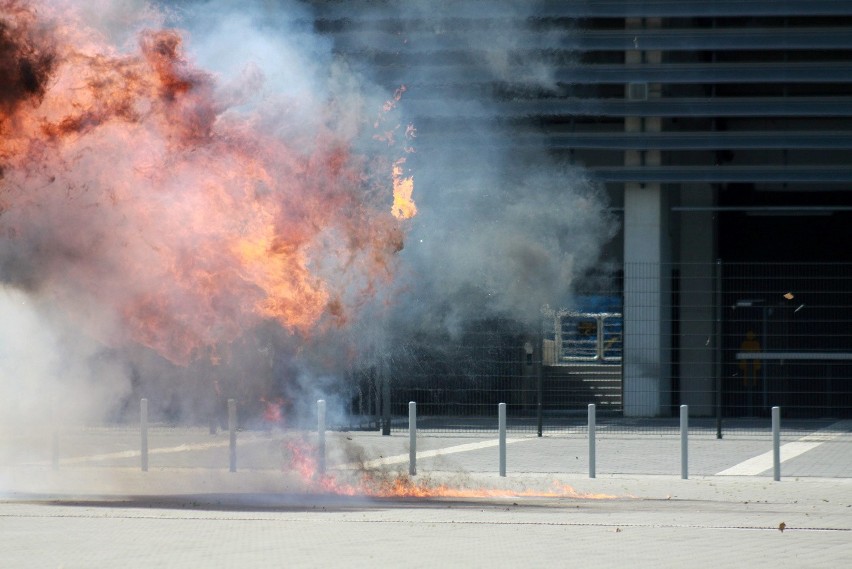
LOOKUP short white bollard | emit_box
[52,429,59,471]
[141,398,149,472]
[317,399,326,475]
[498,402,507,477]
[588,404,596,479]
[51,397,59,471]
[409,401,417,476]
[772,406,781,481]
[228,399,237,472]
[680,404,688,479]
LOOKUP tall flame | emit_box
[392,157,416,220]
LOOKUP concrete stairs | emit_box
[542,363,623,413]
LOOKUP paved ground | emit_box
[2,425,851,568]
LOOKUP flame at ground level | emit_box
[283,438,616,499]
[359,475,617,500]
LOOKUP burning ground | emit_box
[282,434,617,499]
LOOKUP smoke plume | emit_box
[0,0,616,438]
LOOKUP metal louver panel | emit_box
[589,166,852,183]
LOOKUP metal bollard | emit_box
[588,404,596,479]
[381,377,391,436]
[228,399,236,472]
[409,401,417,476]
[498,402,507,477]
[317,399,326,475]
[52,429,59,471]
[680,404,688,480]
[141,398,148,472]
[51,397,59,471]
[772,406,781,481]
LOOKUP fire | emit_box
[262,397,285,424]
[392,157,416,220]
[374,85,417,221]
[0,1,412,364]
[284,437,360,494]
[283,438,616,499]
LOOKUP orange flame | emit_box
[283,438,616,499]
[392,157,416,220]
[262,397,285,424]
[0,1,412,364]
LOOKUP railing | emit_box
[373,262,852,433]
[556,311,623,363]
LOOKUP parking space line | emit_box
[338,438,532,470]
[32,436,271,467]
[716,420,851,476]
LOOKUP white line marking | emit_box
[716,442,820,476]
[33,436,271,466]
[716,420,851,476]
[36,435,536,469]
[57,441,228,465]
[339,438,532,470]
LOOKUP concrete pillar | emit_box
[623,17,671,417]
[678,185,717,415]
[624,188,671,416]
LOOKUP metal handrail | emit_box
[557,311,623,363]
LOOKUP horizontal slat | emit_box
[313,1,852,19]
[414,131,852,150]
[327,27,852,52]
[374,62,852,84]
[735,352,852,360]
[568,28,852,51]
[405,97,852,118]
[588,166,852,183]
[555,62,852,84]
[558,0,852,17]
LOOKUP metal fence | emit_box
[357,262,852,436]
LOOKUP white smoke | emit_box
[0,286,132,466]
[0,0,617,436]
[331,0,618,339]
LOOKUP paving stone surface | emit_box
[2,425,851,568]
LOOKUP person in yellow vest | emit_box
[739,330,761,387]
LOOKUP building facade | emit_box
[312,1,852,418]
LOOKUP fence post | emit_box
[537,327,544,437]
[141,398,148,472]
[498,402,507,477]
[409,401,417,476]
[317,399,326,475]
[52,428,59,471]
[50,396,59,471]
[772,406,781,481]
[588,403,596,479]
[716,258,723,439]
[381,372,391,436]
[536,361,544,438]
[228,399,236,472]
[680,404,688,479]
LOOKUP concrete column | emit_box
[678,185,717,415]
[624,190,671,416]
[623,17,670,417]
